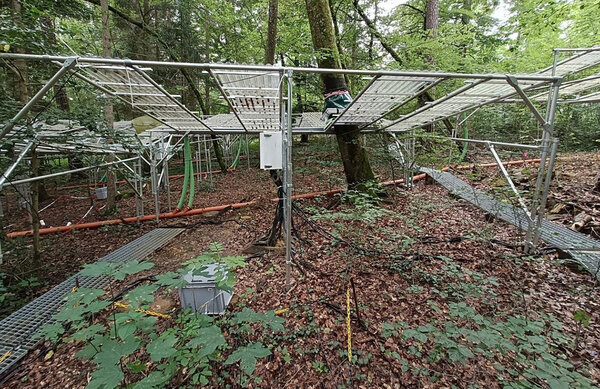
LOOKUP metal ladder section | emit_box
[420,167,600,279]
[0,227,185,379]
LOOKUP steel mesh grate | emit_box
[420,167,600,278]
[0,228,184,379]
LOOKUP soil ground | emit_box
[0,143,599,388]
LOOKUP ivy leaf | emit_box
[187,325,226,358]
[147,332,178,361]
[127,360,147,373]
[573,310,591,326]
[224,342,271,376]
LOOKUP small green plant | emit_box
[573,309,591,350]
[36,243,284,388]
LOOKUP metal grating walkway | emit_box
[420,167,600,278]
[0,227,184,379]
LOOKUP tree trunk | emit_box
[10,0,29,105]
[101,0,117,214]
[305,0,375,188]
[264,0,278,65]
[425,0,439,38]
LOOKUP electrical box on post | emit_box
[260,131,282,170]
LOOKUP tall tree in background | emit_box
[101,0,117,213]
[9,0,28,106]
[424,0,439,38]
[265,0,278,65]
[305,0,375,188]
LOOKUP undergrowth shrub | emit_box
[36,243,285,388]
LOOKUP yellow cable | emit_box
[275,308,289,315]
[113,301,170,319]
[0,351,11,364]
[346,286,352,363]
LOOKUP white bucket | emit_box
[95,187,108,200]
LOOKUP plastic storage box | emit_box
[178,263,233,315]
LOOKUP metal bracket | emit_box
[487,143,532,221]
[506,75,546,127]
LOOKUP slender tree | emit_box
[265,0,279,65]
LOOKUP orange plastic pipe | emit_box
[4,158,556,238]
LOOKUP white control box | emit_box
[260,131,282,170]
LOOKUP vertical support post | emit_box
[164,145,171,212]
[31,146,40,268]
[533,138,559,246]
[525,77,561,252]
[150,134,160,223]
[206,136,213,186]
[245,134,251,169]
[134,155,140,222]
[283,70,293,291]
[196,135,201,189]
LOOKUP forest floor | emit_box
[1,144,599,388]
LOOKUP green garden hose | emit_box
[177,136,190,209]
[187,140,195,208]
[229,136,243,168]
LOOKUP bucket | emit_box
[95,187,108,200]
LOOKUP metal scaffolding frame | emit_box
[0,49,584,279]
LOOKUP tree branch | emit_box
[352,0,403,64]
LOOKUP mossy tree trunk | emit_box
[305,0,375,188]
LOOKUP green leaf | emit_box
[132,370,173,388]
[573,310,591,326]
[127,360,147,373]
[79,262,118,278]
[154,272,185,289]
[113,261,155,281]
[67,324,105,342]
[86,364,124,389]
[187,325,226,358]
[93,336,140,368]
[224,342,271,376]
[124,283,159,307]
[35,323,65,341]
[262,310,285,332]
[147,332,178,361]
